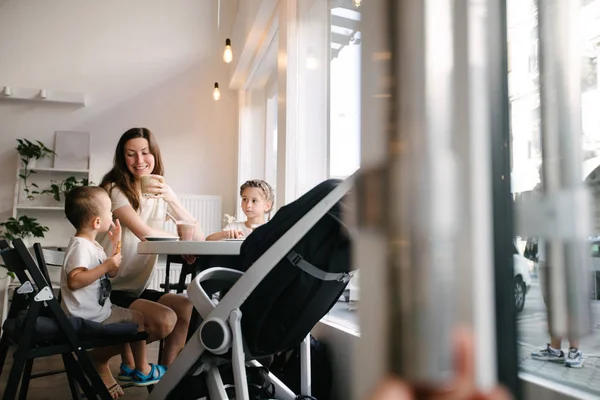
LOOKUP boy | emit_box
[61,186,166,394]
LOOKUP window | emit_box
[265,78,278,211]
[292,0,361,202]
[329,8,361,179]
[510,0,600,394]
[236,30,278,219]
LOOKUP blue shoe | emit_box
[565,348,584,368]
[132,363,167,386]
[117,363,134,381]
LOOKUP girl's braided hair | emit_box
[240,179,275,204]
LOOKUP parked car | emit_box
[513,244,533,312]
[341,250,532,313]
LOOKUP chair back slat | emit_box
[33,243,66,290]
[12,240,51,291]
[0,244,31,285]
[33,243,51,288]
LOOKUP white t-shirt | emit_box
[98,185,167,295]
[224,221,253,237]
[60,237,112,323]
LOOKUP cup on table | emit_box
[176,221,196,241]
[140,175,162,198]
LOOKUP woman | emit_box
[93,127,203,397]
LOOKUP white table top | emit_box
[138,240,243,256]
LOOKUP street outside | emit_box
[327,277,600,395]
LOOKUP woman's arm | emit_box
[144,176,206,241]
[113,205,173,240]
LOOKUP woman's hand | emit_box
[145,175,178,204]
[108,219,122,255]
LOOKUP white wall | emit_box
[0,0,239,242]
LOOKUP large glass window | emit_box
[265,78,278,212]
[329,7,361,179]
[510,0,600,395]
[323,1,362,332]
[296,0,330,198]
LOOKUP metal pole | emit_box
[536,0,592,339]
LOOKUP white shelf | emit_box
[1,87,85,106]
[15,205,63,211]
[20,167,89,174]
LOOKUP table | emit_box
[138,239,243,293]
[138,240,243,256]
[138,239,244,348]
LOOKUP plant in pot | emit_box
[0,215,50,278]
[16,139,57,200]
[41,177,91,202]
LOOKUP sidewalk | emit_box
[518,343,600,396]
[517,293,600,396]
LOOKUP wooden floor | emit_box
[0,343,160,399]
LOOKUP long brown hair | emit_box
[100,128,164,211]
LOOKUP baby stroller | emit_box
[149,177,354,400]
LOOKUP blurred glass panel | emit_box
[321,0,361,331]
[511,0,600,394]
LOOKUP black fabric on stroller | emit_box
[237,178,351,357]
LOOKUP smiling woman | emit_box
[84,127,204,397]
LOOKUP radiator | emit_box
[164,195,222,238]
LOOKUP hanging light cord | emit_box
[217,0,221,32]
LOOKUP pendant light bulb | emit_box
[353,0,361,7]
[213,82,221,101]
[223,38,233,64]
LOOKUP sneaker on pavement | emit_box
[564,348,584,368]
[531,344,565,363]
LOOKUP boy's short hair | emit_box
[64,186,108,230]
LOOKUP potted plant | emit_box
[41,176,91,202]
[16,139,56,201]
[0,215,49,280]
[16,139,56,169]
[0,215,50,247]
